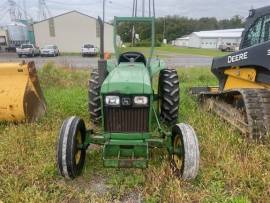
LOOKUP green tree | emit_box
[116,15,245,43]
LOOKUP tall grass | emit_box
[0,64,269,202]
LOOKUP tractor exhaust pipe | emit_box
[98,16,104,59]
[97,16,107,83]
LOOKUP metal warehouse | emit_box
[33,10,114,53]
[174,28,244,49]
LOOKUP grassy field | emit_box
[120,45,228,58]
[0,64,270,202]
[156,45,228,57]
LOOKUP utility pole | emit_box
[142,0,145,17]
[131,0,137,46]
[103,0,112,23]
[163,17,166,41]
[132,0,135,17]
[148,0,151,17]
[22,0,27,19]
[103,0,105,23]
[152,0,155,17]
[135,0,137,17]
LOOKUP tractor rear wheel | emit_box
[159,69,180,125]
[88,69,102,123]
[57,116,86,179]
[171,123,200,180]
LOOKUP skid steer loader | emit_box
[192,5,270,139]
[0,61,46,122]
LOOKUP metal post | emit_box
[103,0,105,24]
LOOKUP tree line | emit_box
[117,15,244,43]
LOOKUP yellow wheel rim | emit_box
[173,135,183,169]
[75,131,82,165]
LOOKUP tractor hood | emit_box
[101,63,152,94]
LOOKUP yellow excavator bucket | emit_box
[0,61,46,122]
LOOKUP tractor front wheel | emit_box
[57,116,86,179]
[171,123,200,180]
[159,69,179,125]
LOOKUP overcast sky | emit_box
[0,0,269,24]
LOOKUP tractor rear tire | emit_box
[88,69,102,123]
[57,116,86,179]
[159,69,180,125]
[171,123,200,180]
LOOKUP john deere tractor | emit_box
[56,17,200,180]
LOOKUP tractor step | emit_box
[103,140,148,168]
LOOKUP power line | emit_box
[109,1,133,13]
[8,0,23,21]
[0,1,8,9]
[22,0,27,19]
[46,0,99,6]
[38,0,51,21]
[15,2,33,19]
[0,8,9,21]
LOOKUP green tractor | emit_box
[56,17,200,180]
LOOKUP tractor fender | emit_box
[149,59,166,77]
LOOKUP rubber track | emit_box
[200,89,270,139]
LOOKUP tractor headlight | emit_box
[105,96,120,106]
[134,96,148,105]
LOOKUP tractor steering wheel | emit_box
[118,52,147,66]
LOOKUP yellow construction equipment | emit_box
[0,61,46,122]
[191,6,270,139]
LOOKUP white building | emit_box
[174,28,244,49]
[172,36,189,47]
[33,11,114,53]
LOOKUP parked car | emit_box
[219,43,239,52]
[40,45,60,57]
[81,44,99,57]
[16,44,40,57]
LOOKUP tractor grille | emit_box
[104,107,149,132]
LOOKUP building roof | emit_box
[176,36,190,40]
[193,28,244,38]
[33,10,112,26]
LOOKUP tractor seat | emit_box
[118,52,147,66]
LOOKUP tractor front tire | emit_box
[159,69,180,125]
[171,123,200,180]
[57,116,86,179]
[88,69,102,123]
